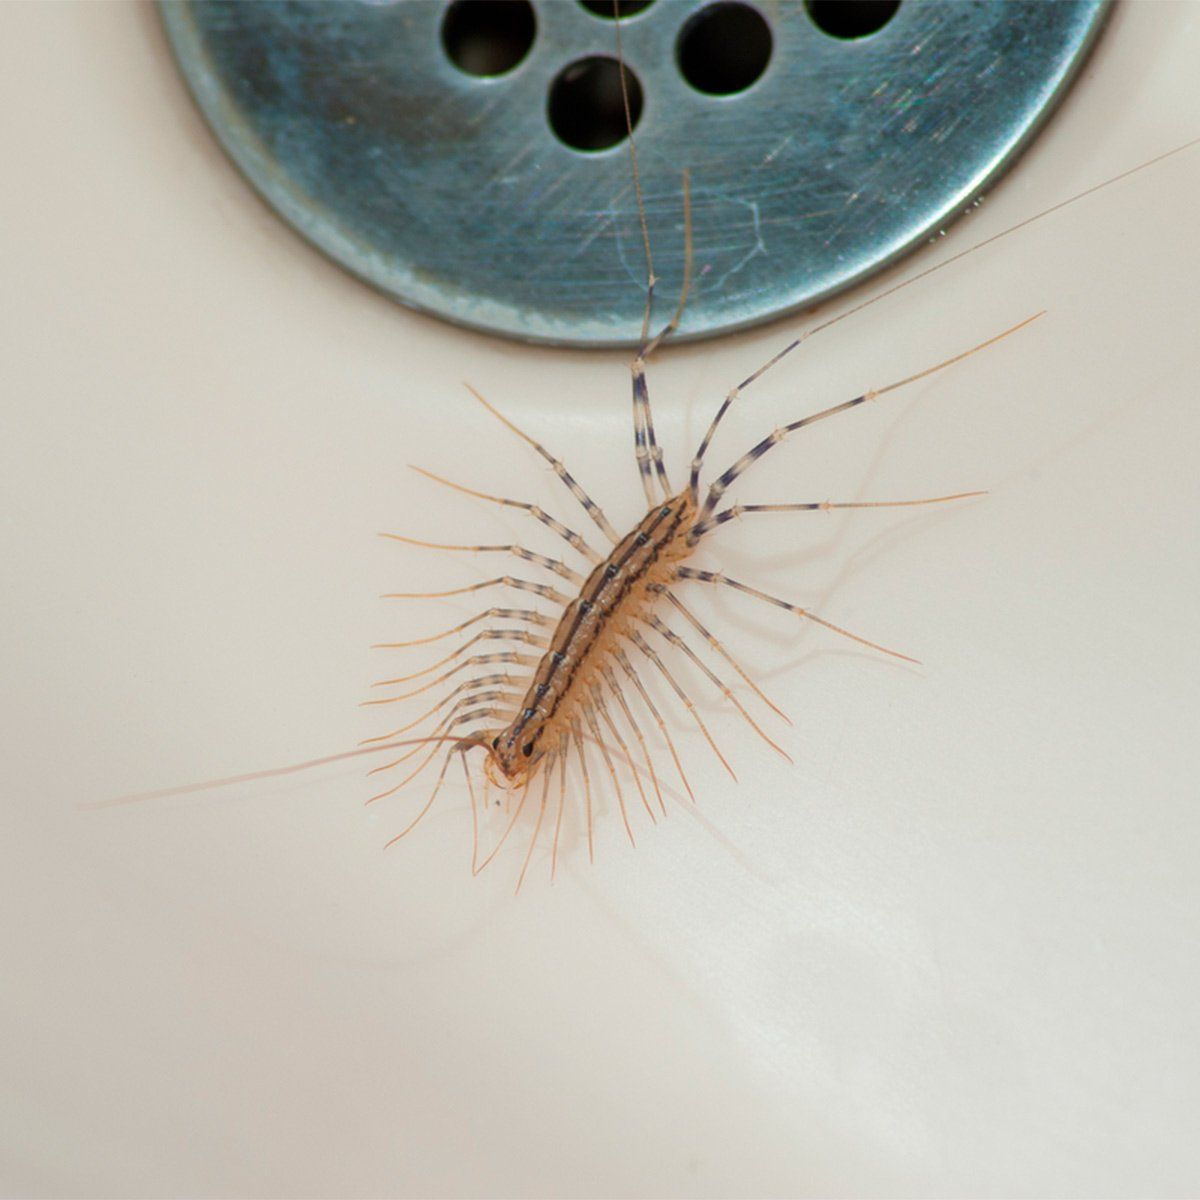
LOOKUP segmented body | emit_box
[346,29,1199,887]
[363,303,1030,888]
[498,491,696,775]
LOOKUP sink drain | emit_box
[161,0,1111,346]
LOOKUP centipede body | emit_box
[361,269,1037,887]
[68,8,1198,891]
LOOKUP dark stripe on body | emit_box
[507,498,689,749]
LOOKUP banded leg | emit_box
[379,531,584,585]
[655,587,789,723]
[631,358,668,507]
[692,314,1043,519]
[676,567,918,663]
[627,628,736,781]
[551,732,569,881]
[366,643,542,697]
[615,6,692,495]
[628,178,693,502]
[582,702,635,849]
[381,575,569,605]
[683,153,1116,488]
[589,680,654,824]
[610,646,693,805]
[364,682,517,752]
[570,718,595,864]
[599,662,664,817]
[629,182,693,502]
[689,490,986,539]
[361,673,516,744]
[373,607,554,651]
[410,465,603,565]
[640,613,791,763]
[464,383,619,545]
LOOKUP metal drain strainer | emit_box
[161,0,1110,346]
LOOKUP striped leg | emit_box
[463,384,619,545]
[599,662,664,817]
[379,531,584,586]
[372,604,554,652]
[615,6,693,501]
[581,702,635,849]
[570,718,595,864]
[610,646,693,805]
[628,173,693,503]
[364,684,517,753]
[551,732,569,881]
[627,628,736,782]
[689,490,986,540]
[682,129,1165,488]
[365,644,542,698]
[410,465,603,564]
[676,567,918,663]
[655,586,790,723]
[381,576,569,606]
[589,680,654,824]
[691,314,1042,518]
[372,607,554,651]
[640,613,791,763]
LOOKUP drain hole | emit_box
[677,2,772,96]
[441,0,536,77]
[805,0,900,39]
[578,1,655,16]
[547,56,643,152]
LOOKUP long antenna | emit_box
[83,735,488,809]
[612,3,656,347]
[687,134,1200,488]
[746,136,1200,393]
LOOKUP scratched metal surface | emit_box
[160,0,1109,346]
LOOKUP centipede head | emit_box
[436,731,520,794]
[481,715,550,788]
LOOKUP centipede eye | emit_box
[521,742,534,757]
